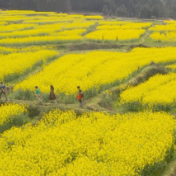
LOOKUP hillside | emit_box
[1,10,176,176]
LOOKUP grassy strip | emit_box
[82,22,99,36]
[0,108,30,134]
[85,38,141,45]
[12,62,167,105]
[0,38,83,47]
[159,149,176,176]
[120,102,174,112]
[0,115,30,134]
[144,36,176,47]
[141,147,175,176]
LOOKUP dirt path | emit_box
[160,151,176,176]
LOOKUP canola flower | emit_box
[0,28,63,39]
[34,22,68,30]
[149,24,176,31]
[22,18,73,24]
[49,13,68,17]
[34,21,95,30]
[120,73,176,108]
[0,10,63,18]
[54,29,86,36]
[0,10,154,44]
[164,20,176,24]
[0,103,28,127]
[61,21,96,30]
[0,20,92,46]
[0,22,7,25]
[167,63,176,69]
[0,23,37,32]
[0,9,101,25]
[1,10,71,16]
[84,15,103,20]
[150,31,176,42]
[0,35,83,46]
[97,22,152,30]
[99,20,129,25]
[2,10,38,14]
[0,46,18,54]
[0,50,59,81]
[0,46,55,54]
[15,47,176,96]
[0,16,27,22]
[17,45,58,52]
[0,10,101,25]
[96,25,126,30]
[0,110,174,176]
[85,29,145,41]
[7,16,70,24]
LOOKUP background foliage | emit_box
[1,0,176,19]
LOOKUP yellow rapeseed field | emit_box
[1,10,176,176]
[15,47,176,97]
[149,24,176,31]
[0,22,7,25]
[0,28,86,39]
[0,23,37,32]
[0,50,59,81]
[0,21,94,45]
[0,35,83,46]
[150,31,176,42]
[99,21,129,25]
[0,110,174,176]
[97,22,152,30]
[0,103,28,127]
[0,28,61,39]
[85,29,145,41]
[0,46,56,54]
[0,46,17,54]
[120,73,176,108]
[167,63,176,69]
[85,22,151,41]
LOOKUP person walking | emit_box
[0,82,7,101]
[77,86,83,108]
[35,86,42,102]
[49,85,56,103]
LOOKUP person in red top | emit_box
[77,86,83,107]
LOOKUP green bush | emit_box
[14,89,35,101]
[139,146,174,176]
[0,114,30,133]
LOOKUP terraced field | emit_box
[1,10,176,176]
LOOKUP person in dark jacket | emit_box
[0,82,7,101]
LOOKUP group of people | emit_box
[35,85,56,102]
[0,82,84,107]
[35,85,84,107]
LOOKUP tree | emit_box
[128,0,135,17]
[1,0,176,18]
[140,5,151,18]
[102,5,109,16]
[117,5,129,17]
[109,9,113,16]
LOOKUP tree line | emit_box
[0,0,176,19]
